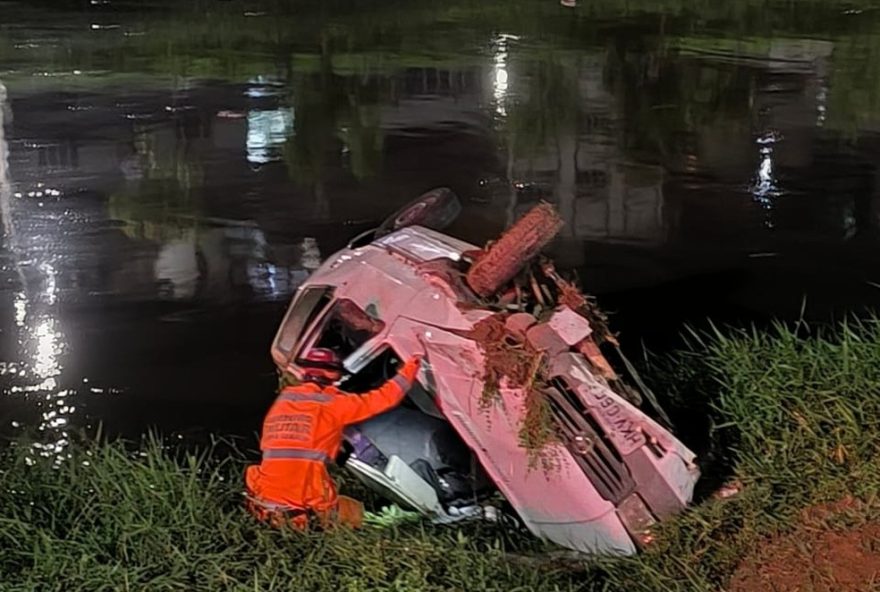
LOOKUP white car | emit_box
[270,190,699,555]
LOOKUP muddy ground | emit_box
[730,497,880,592]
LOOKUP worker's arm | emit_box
[330,356,422,425]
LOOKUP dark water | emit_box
[2,0,880,454]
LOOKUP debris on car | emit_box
[270,188,700,555]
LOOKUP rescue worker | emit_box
[245,347,423,530]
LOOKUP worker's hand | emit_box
[399,354,423,382]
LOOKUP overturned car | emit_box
[270,189,699,555]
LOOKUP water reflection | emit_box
[246,108,294,165]
[107,97,320,302]
[0,78,72,458]
[0,0,880,442]
[0,79,9,240]
[151,222,321,303]
[752,132,782,228]
[816,83,828,128]
[492,34,516,118]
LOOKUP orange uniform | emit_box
[245,358,420,517]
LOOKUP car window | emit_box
[274,286,334,362]
[298,298,385,364]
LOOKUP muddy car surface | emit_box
[270,194,699,555]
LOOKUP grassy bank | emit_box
[3,319,880,591]
[0,437,563,592]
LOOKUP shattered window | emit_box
[309,299,385,362]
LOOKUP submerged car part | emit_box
[270,199,699,555]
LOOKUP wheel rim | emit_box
[394,201,431,227]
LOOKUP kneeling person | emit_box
[245,348,422,529]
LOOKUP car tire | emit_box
[375,187,462,238]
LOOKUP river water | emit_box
[2,0,880,452]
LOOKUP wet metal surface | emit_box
[2,0,880,452]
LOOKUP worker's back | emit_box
[246,384,347,509]
[245,359,420,512]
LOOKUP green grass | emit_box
[3,318,880,591]
[0,436,573,592]
[603,317,880,591]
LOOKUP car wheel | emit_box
[375,187,462,238]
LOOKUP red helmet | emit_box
[300,348,343,371]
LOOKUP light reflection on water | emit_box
[246,108,294,165]
[492,34,517,118]
[1,76,73,459]
[5,272,74,461]
[751,132,782,229]
[0,63,324,449]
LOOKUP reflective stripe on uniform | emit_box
[391,374,412,393]
[278,392,333,403]
[262,448,332,463]
[245,494,307,513]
